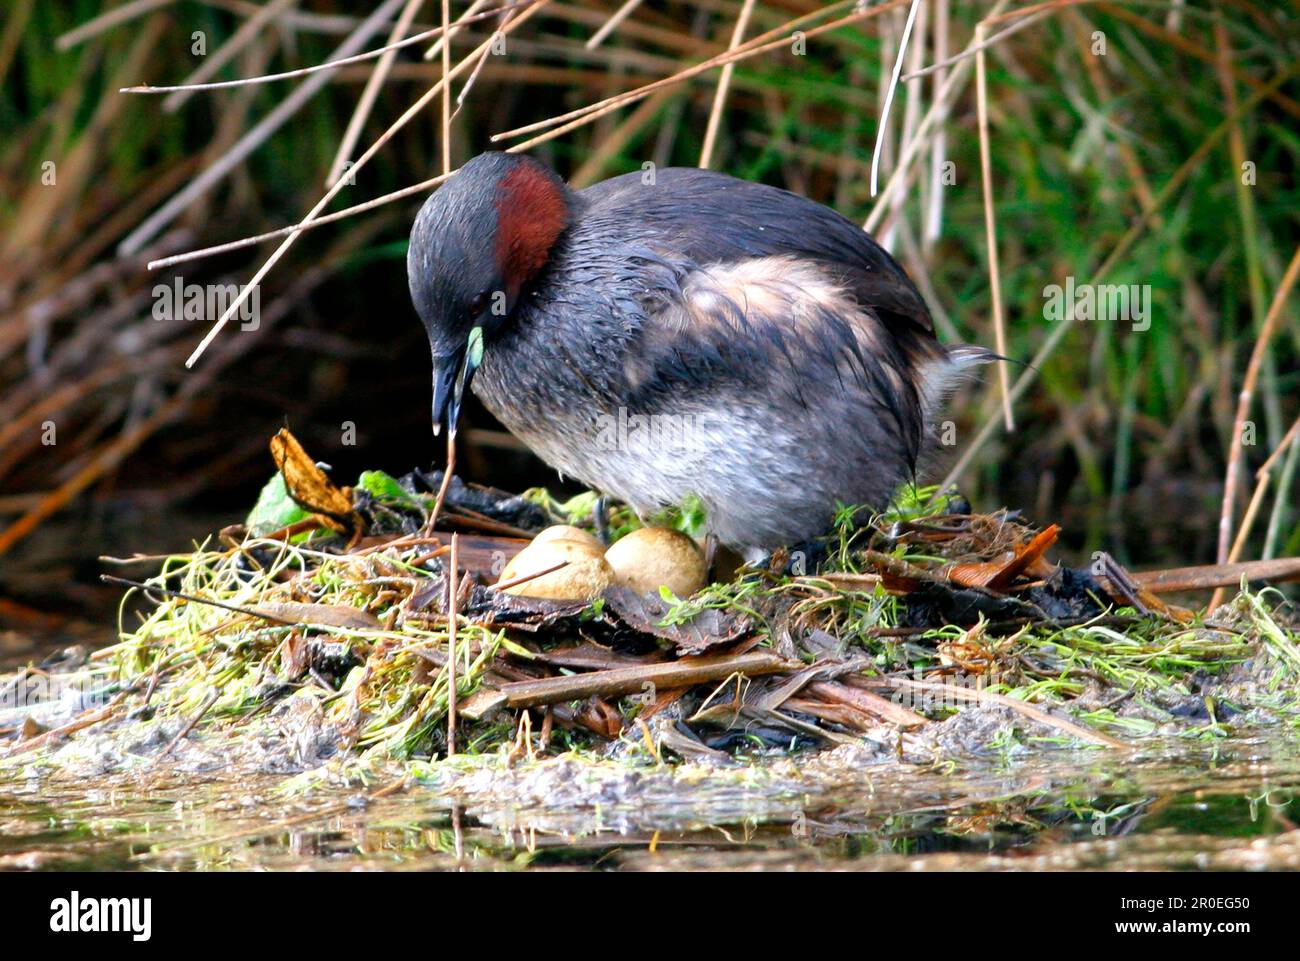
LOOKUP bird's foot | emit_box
[744,539,832,577]
[592,495,611,545]
[703,533,719,580]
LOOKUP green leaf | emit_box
[673,493,709,539]
[646,493,708,540]
[556,490,600,524]
[356,469,421,509]
[246,474,313,536]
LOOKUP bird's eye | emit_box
[467,292,489,318]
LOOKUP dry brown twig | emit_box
[974,19,1014,431]
[584,0,646,50]
[1211,243,1300,606]
[447,533,459,755]
[328,0,426,186]
[864,0,1014,232]
[1223,415,1300,572]
[493,0,910,144]
[425,0,492,59]
[163,0,299,113]
[870,0,922,197]
[56,0,177,50]
[119,0,533,95]
[440,0,452,176]
[698,0,756,170]
[453,0,519,119]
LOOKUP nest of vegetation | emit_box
[4,432,1300,776]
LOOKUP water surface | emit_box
[4,738,1297,871]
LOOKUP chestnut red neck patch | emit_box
[493,162,570,295]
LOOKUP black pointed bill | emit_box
[431,326,485,437]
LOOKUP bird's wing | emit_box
[577,167,934,339]
[573,170,939,471]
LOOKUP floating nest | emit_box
[4,431,1300,777]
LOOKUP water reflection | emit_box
[3,740,1298,871]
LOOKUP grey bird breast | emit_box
[471,168,958,553]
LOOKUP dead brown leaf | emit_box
[269,428,360,534]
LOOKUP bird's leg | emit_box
[703,533,719,581]
[592,495,611,545]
